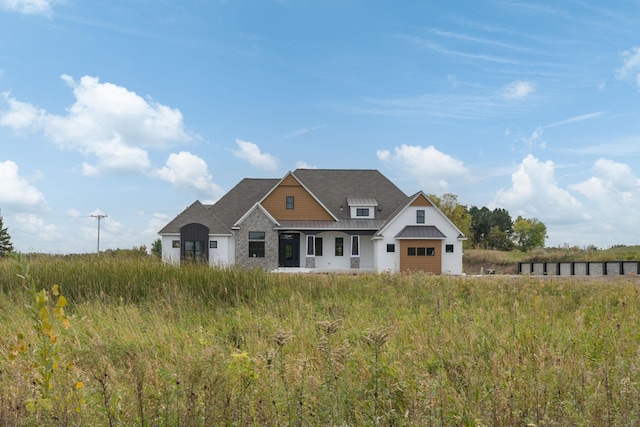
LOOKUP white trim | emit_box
[233,203,280,228]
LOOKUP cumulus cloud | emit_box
[494,154,584,223]
[14,213,60,241]
[0,0,55,15]
[155,151,223,199]
[295,161,316,169]
[501,80,535,100]
[0,160,46,208]
[0,75,191,176]
[571,158,640,204]
[234,139,279,171]
[377,144,468,192]
[616,47,640,90]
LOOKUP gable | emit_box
[261,175,334,221]
[410,193,433,207]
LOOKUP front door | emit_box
[279,233,300,267]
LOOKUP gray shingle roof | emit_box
[158,200,229,234]
[159,170,414,235]
[292,169,408,221]
[395,225,447,239]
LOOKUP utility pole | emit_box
[90,214,108,256]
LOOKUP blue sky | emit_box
[1,0,640,253]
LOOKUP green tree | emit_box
[512,216,547,252]
[485,225,514,251]
[428,193,473,247]
[0,210,14,257]
[151,238,162,258]
[469,206,513,249]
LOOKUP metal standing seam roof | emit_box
[394,225,447,239]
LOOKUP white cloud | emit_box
[0,160,46,208]
[0,93,46,130]
[377,144,468,192]
[295,161,316,169]
[616,47,640,90]
[494,154,584,223]
[501,80,535,100]
[0,0,54,15]
[155,151,223,199]
[0,75,191,176]
[14,213,60,241]
[234,139,279,171]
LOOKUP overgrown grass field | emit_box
[1,255,640,426]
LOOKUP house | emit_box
[158,169,466,274]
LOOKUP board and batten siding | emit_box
[261,175,334,221]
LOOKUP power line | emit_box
[90,214,108,256]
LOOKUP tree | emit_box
[151,238,162,258]
[0,210,14,257]
[512,216,547,252]
[428,193,473,247]
[485,225,514,251]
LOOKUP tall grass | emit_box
[1,256,640,425]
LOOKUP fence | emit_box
[518,261,640,276]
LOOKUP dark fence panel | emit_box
[518,261,640,276]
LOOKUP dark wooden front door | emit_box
[279,233,300,267]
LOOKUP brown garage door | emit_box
[399,240,442,274]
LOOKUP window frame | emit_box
[386,243,395,253]
[335,237,344,256]
[210,240,218,249]
[351,235,360,257]
[248,231,266,258]
[416,209,426,224]
[286,196,295,210]
[307,235,315,256]
[315,237,323,256]
[356,208,369,217]
[445,244,454,253]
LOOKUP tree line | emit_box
[429,193,547,252]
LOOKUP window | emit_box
[185,240,205,261]
[416,210,425,224]
[445,244,454,253]
[386,244,395,253]
[351,235,360,256]
[356,208,369,217]
[286,196,294,209]
[315,237,323,256]
[249,231,265,240]
[307,235,315,256]
[335,237,344,256]
[210,240,218,249]
[172,240,180,248]
[407,247,416,256]
[427,247,435,256]
[417,247,426,256]
[248,231,265,257]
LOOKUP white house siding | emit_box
[161,234,181,264]
[376,206,463,275]
[358,236,374,269]
[311,231,353,270]
[208,236,232,267]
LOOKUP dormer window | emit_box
[347,197,377,219]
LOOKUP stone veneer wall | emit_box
[235,209,278,270]
[350,257,360,269]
